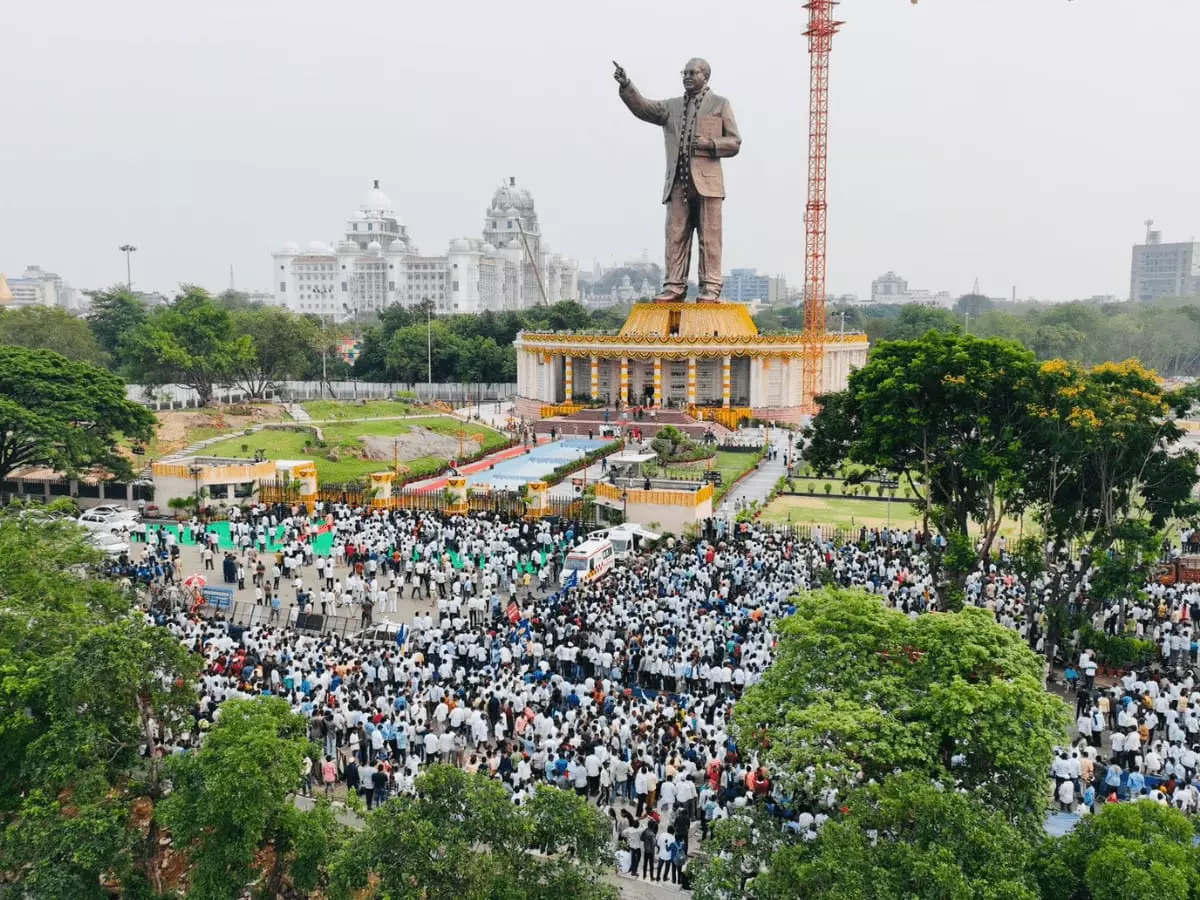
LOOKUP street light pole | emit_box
[118,244,137,291]
[425,297,433,387]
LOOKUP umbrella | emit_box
[182,573,207,590]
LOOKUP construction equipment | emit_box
[800,0,842,414]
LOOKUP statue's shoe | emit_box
[652,292,686,303]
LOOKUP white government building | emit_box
[272,179,579,319]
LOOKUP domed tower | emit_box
[344,179,411,253]
[483,177,545,308]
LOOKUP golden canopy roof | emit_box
[618,302,759,340]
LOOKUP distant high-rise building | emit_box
[870,271,907,304]
[272,178,579,319]
[721,268,787,303]
[867,271,952,308]
[1130,221,1200,302]
[0,265,76,310]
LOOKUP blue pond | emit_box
[467,439,609,491]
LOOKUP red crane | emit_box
[801,0,843,414]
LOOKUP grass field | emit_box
[662,450,763,504]
[302,399,413,421]
[202,416,505,482]
[759,494,1031,540]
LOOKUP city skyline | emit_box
[3,0,1198,301]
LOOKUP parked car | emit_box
[87,531,130,557]
[77,510,137,533]
[86,505,139,520]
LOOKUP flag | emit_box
[506,600,520,624]
[564,570,579,589]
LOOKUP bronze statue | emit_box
[614,58,741,302]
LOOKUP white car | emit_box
[87,531,130,557]
[87,505,139,521]
[77,510,136,533]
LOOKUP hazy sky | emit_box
[4,0,1198,302]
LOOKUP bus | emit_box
[560,538,616,586]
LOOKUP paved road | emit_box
[715,428,790,517]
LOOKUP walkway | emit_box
[456,399,514,430]
[715,427,789,517]
[404,441,537,492]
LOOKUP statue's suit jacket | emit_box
[619,82,742,203]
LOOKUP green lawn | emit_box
[303,399,413,421]
[659,449,763,505]
[202,415,506,482]
[759,493,1030,540]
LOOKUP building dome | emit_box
[505,240,522,250]
[367,240,382,251]
[280,241,300,253]
[482,243,497,255]
[490,178,536,214]
[503,206,518,219]
[360,179,394,213]
[337,240,359,252]
[306,240,333,254]
[449,238,471,252]
[388,239,406,252]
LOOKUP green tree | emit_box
[880,305,960,341]
[160,696,342,900]
[805,331,1041,568]
[733,588,1068,825]
[122,285,253,404]
[84,286,147,359]
[1027,359,1199,658]
[954,292,995,319]
[231,305,322,397]
[0,514,200,897]
[0,346,155,484]
[1037,802,1200,900]
[0,306,108,366]
[330,765,615,900]
[696,775,1041,900]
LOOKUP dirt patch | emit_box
[360,428,461,462]
[154,405,285,455]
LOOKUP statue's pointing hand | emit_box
[613,61,629,87]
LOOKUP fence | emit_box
[252,484,584,522]
[127,382,518,411]
[753,521,876,546]
[194,599,373,641]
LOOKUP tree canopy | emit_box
[330,764,616,900]
[0,513,199,897]
[805,330,1042,564]
[733,588,1068,823]
[0,345,155,484]
[694,587,1071,899]
[1037,802,1200,900]
[822,295,1200,377]
[805,331,1200,597]
[160,696,343,900]
[0,305,108,366]
[122,285,255,404]
[697,775,1042,900]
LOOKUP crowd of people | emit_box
[136,506,811,888]
[123,498,1200,888]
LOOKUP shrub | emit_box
[824,483,832,495]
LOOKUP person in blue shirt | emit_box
[1127,770,1146,796]
[1082,783,1096,813]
